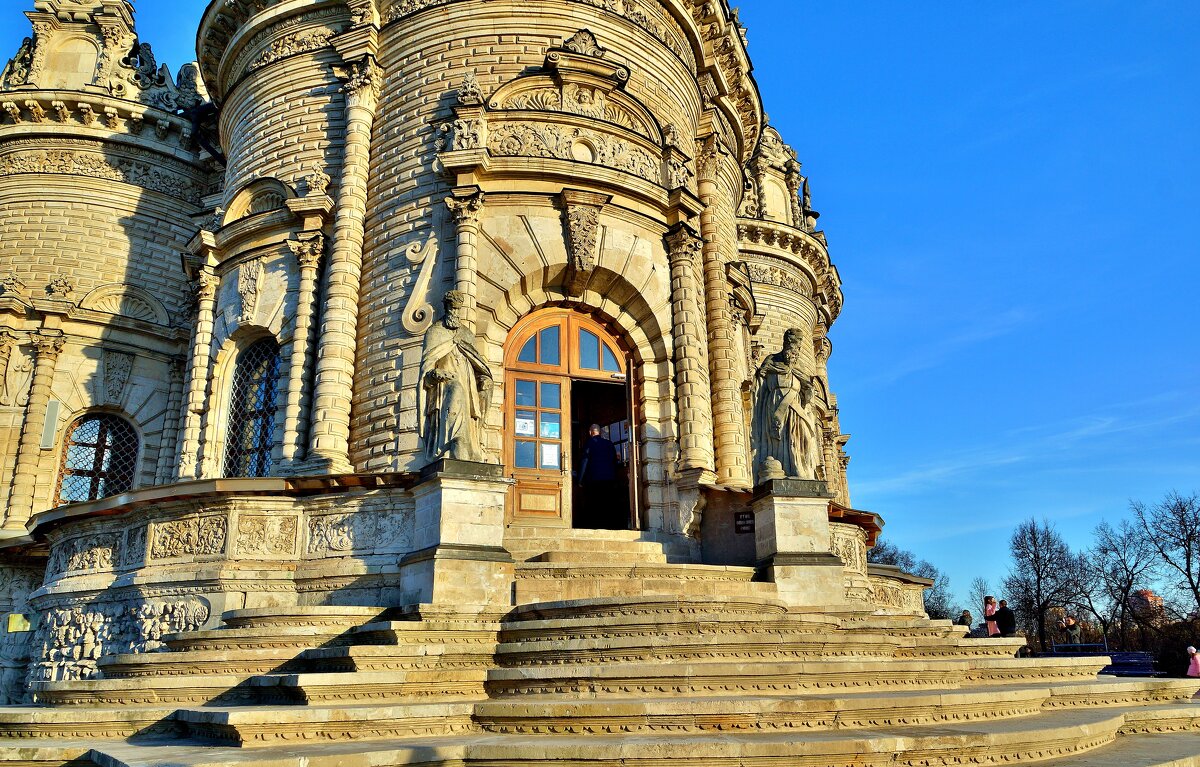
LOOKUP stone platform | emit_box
[2,528,1199,766]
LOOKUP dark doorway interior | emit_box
[570,379,631,529]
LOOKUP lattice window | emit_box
[223,337,282,478]
[55,414,139,505]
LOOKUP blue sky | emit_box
[2,1,1196,608]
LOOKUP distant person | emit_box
[992,599,1018,638]
[984,596,999,637]
[957,609,973,628]
[578,424,620,528]
[1187,646,1200,678]
[1065,616,1082,644]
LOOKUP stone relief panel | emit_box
[236,514,299,557]
[46,533,120,577]
[149,515,228,560]
[0,345,33,408]
[869,575,927,618]
[488,121,659,184]
[0,565,42,704]
[29,596,210,683]
[306,505,414,558]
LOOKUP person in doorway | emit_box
[984,595,999,637]
[1187,646,1200,678]
[992,599,1018,638]
[578,424,620,528]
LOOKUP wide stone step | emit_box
[495,630,900,666]
[29,673,259,707]
[248,669,490,704]
[218,606,395,631]
[98,648,310,678]
[0,706,181,739]
[346,619,500,647]
[1043,679,1200,709]
[1037,731,1200,766]
[175,701,477,746]
[513,563,777,603]
[473,686,1051,734]
[501,612,843,644]
[304,644,496,673]
[967,656,1111,683]
[166,625,358,652]
[485,659,968,696]
[896,636,1028,659]
[527,549,670,565]
[1120,704,1200,735]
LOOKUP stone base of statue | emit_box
[752,478,848,609]
[404,459,514,613]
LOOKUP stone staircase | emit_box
[2,530,1200,765]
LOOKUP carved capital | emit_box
[696,134,725,180]
[342,56,382,109]
[664,224,702,265]
[288,233,326,269]
[0,328,18,354]
[30,331,65,360]
[194,270,218,303]
[445,190,485,227]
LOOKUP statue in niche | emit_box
[417,290,494,464]
[751,327,819,483]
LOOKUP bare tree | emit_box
[1003,518,1080,650]
[1081,519,1159,649]
[1133,492,1200,617]
[968,576,991,615]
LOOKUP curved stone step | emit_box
[1044,678,1200,709]
[0,706,180,739]
[29,673,259,707]
[967,656,1110,683]
[346,619,500,646]
[304,644,496,673]
[175,701,477,747]
[1120,704,1200,735]
[896,636,1028,659]
[249,669,490,704]
[473,686,1051,734]
[486,658,968,697]
[1036,731,1200,767]
[495,630,900,666]
[98,648,310,678]
[166,625,359,652]
[219,606,396,631]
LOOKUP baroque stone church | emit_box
[0,1,1196,765]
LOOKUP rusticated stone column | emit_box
[6,331,64,526]
[281,233,324,464]
[697,134,751,488]
[307,56,380,473]
[445,188,484,331]
[177,269,218,481]
[664,223,714,473]
[155,356,186,485]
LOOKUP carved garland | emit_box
[488,122,658,184]
[0,141,204,204]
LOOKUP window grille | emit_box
[222,337,282,478]
[55,414,139,505]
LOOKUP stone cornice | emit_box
[0,92,201,157]
[737,217,843,322]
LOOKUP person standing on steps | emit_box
[984,595,1000,637]
[992,599,1018,638]
[578,424,619,529]
[1187,646,1200,678]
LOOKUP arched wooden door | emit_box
[504,310,636,529]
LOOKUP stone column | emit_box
[664,224,714,473]
[445,188,485,331]
[6,331,64,527]
[177,270,218,481]
[306,56,380,473]
[155,356,186,485]
[281,233,324,464]
[697,135,751,487]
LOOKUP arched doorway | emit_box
[504,309,636,530]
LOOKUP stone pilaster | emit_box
[281,233,324,465]
[306,56,380,473]
[664,224,714,473]
[155,356,186,485]
[177,270,218,481]
[445,188,485,331]
[697,134,751,488]
[6,331,64,527]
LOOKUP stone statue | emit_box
[417,290,494,464]
[751,327,819,483]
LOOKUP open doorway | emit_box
[571,379,632,530]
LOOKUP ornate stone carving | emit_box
[31,331,65,361]
[560,191,608,297]
[417,291,495,464]
[45,276,73,300]
[302,165,331,197]
[0,144,203,204]
[440,117,484,151]
[400,233,438,335]
[1,344,32,408]
[123,524,147,567]
[0,275,26,298]
[150,516,228,559]
[238,258,263,324]
[445,191,485,226]
[751,328,818,483]
[288,232,325,268]
[248,27,341,74]
[1,37,32,89]
[307,513,366,555]
[342,56,382,108]
[81,285,170,325]
[102,350,134,403]
[489,122,658,183]
[236,515,298,556]
[47,534,119,576]
[747,261,813,298]
[457,70,484,106]
[562,29,605,58]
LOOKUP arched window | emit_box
[223,337,282,478]
[55,414,139,505]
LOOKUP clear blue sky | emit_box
[2,1,1197,609]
